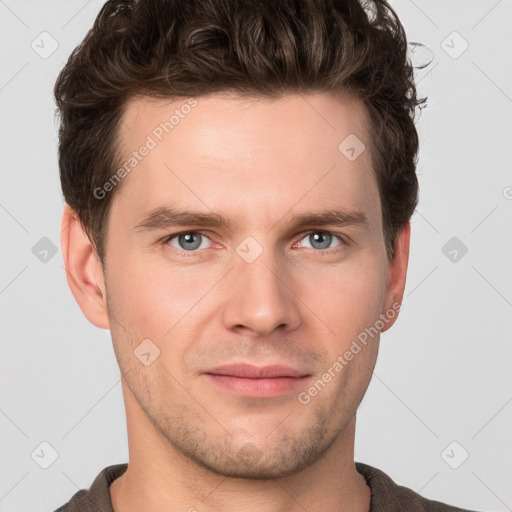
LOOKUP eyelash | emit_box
[162,230,346,255]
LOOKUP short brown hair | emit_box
[54,0,425,263]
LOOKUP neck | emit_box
[110,385,371,512]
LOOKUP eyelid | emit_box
[163,230,210,242]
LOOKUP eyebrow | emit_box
[133,206,369,232]
[134,207,229,231]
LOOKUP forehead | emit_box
[119,92,370,156]
[113,92,380,230]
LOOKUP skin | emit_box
[61,92,410,512]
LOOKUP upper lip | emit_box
[205,363,308,379]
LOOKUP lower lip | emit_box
[204,374,310,398]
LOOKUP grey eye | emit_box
[179,233,202,250]
[300,231,341,250]
[168,232,210,251]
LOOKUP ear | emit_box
[381,221,411,333]
[60,204,110,329]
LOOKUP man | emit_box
[53,0,477,510]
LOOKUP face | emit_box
[66,92,408,479]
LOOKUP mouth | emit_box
[204,364,311,398]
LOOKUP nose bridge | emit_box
[221,243,301,336]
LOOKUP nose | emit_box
[221,250,302,337]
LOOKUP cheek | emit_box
[107,255,226,340]
[298,258,387,340]
[105,261,213,382]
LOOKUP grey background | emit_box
[1,0,511,511]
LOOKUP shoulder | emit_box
[355,462,479,512]
[53,463,128,512]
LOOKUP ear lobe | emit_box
[60,205,110,329]
[381,221,411,333]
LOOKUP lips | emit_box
[203,364,311,398]
[205,363,307,379]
